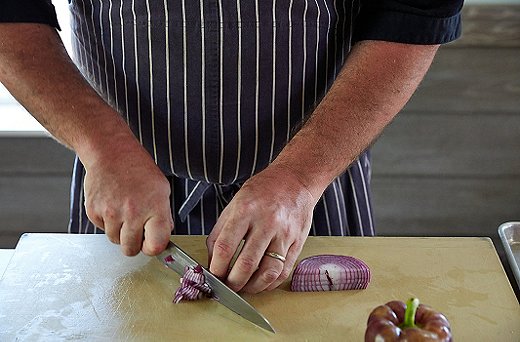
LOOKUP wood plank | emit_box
[0,176,70,236]
[451,5,520,48]
[371,112,520,176]
[0,137,74,175]
[403,47,520,113]
[0,233,25,250]
[371,177,520,238]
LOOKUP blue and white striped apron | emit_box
[67,0,375,237]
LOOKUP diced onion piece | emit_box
[290,255,371,292]
[173,265,213,303]
[164,255,174,264]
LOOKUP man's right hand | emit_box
[0,23,173,256]
[83,141,173,256]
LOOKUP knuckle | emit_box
[156,217,174,230]
[214,240,235,259]
[206,236,215,249]
[266,216,286,232]
[293,238,305,251]
[143,242,164,256]
[279,268,292,281]
[84,205,99,222]
[88,215,104,229]
[123,200,140,220]
[89,217,105,230]
[102,205,118,221]
[122,245,140,257]
[106,233,120,245]
[280,225,292,240]
[236,256,257,274]
[260,268,280,284]
[158,177,171,191]
[236,200,256,216]
[84,198,95,212]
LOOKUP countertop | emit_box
[0,233,519,341]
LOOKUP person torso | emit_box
[69,0,359,184]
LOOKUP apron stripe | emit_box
[332,181,344,236]
[322,191,332,236]
[200,192,205,235]
[79,169,84,233]
[348,168,363,236]
[313,0,320,107]
[337,176,351,236]
[218,0,225,183]
[82,2,92,77]
[185,178,191,235]
[77,1,88,76]
[341,0,347,63]
[232,0,242,184]
[109,0,119,111]
[301,0,307,122]
[199,0,208,182]
[323,0,331,93]
[145,0,157,163]
[72,1,87,76]
[357,159,375,235]
[164,0,174,174]
[286,0,293,144]
[332,0,338,81]
[250,0,260,178]
[269,0,277,163]
[98,1,110,105]
[131,0,143,144]
[181,0,192,178]
[120,0,129,123]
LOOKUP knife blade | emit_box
[157,241,275,333]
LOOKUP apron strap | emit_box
[178,181,212,222]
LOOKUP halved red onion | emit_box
[173,265,213,303]
[291,255,371,292]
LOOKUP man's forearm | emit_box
[0,23,139,166]
[0,23,173,256]
[270,40,439,198]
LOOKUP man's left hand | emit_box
[206,165,318,294]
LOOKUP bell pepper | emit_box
[365,298,452,342]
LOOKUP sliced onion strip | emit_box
[173,265,213,303]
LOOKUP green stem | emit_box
[401,297,420,329]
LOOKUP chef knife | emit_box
[157,241,275,333]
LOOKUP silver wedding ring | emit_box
[264,251,286,263]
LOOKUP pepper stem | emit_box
[401,297,420,329]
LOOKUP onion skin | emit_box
[365,298,452,342]
[290,255,371,292]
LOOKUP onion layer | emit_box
[173,265,213,303]
[291,255,371,292]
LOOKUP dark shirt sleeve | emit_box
[353,0,464,45]
[0,0,60,29]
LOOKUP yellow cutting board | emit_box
[0,234,519,341]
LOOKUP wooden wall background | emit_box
[1,5,519,294]
[371,5,520,296]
